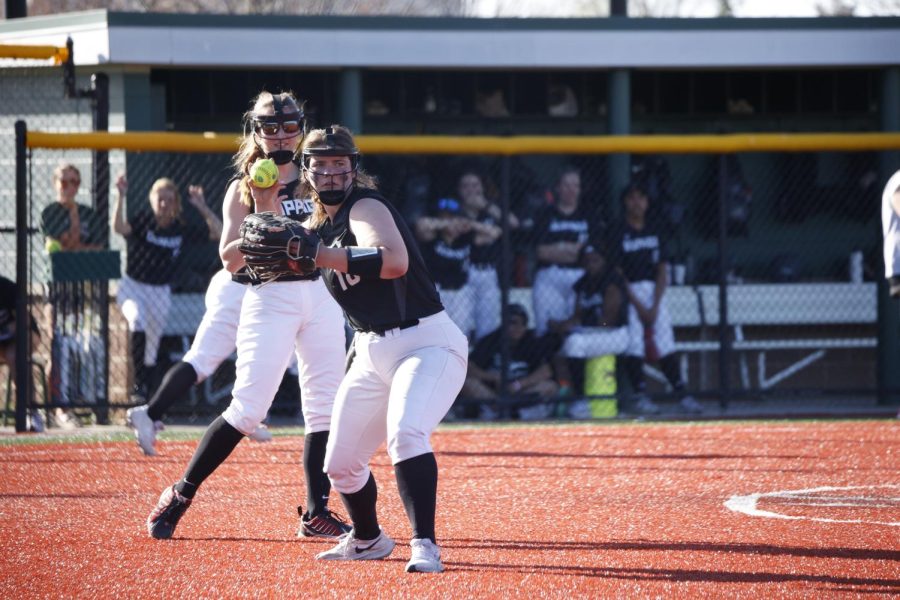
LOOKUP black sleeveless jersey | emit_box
[317,187,443,332]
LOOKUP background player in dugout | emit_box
[609,183,702,415]
[459,302,559,421]
[144,91,349,541]
[114,175,222,402]
[301,125,468,574]
[547,243,631,419]
[531,165,603,337]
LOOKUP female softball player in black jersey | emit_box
[145,91,349,541]
[300,125,468,573]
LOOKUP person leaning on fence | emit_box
[546,243,631,420]
[531,165,603,337]
[415,196,476,339]
[40,163,105,429]
[143,90,350,542]
[457,169,518,341]
[459,303,559,421]
[114,175,222,402]
[608,182,702,416]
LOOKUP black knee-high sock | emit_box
[130,331,147,393]
[174,416,245,499]
[338,473,379,540]
[659,354,685,393]
[621,355,646,394]
[394,452,438,543]
[146,361,197,422]
[303,431,331,516]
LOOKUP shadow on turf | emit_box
[443,538,900,561]
[446,561,900,590]
[440,450,810,460]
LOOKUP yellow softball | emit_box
[249,158,279,189]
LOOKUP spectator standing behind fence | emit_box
[415,197,475,339]
[531,166,601,336]
[459,303,559,421]
[548,243,630,419]
[40,163,105,429]
[609,183,702,416]
[457,170,516,341]
[114,175,222,402]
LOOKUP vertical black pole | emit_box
[92,73,111,424]
[6,0,26,18]
[717,155,731,410]
[498,156,512,414]
[14,121,31,433]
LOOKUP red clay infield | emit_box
[0,420,897,598]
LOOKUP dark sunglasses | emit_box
[253,119,303,137]
[60,178,80,186]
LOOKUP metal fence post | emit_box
[717,154,731,410]
[91,72,111,424]
[14,120,31,433]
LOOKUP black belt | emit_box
[359,318,420,337]
[234,272,320,285]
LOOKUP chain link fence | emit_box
[5,128,888,428]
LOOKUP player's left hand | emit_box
[238,212,320,283]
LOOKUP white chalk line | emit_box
[724,484,900,526]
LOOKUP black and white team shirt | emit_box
[608,221,671,284]
[317,187,444,333]
[421,234,471,291]
[573,270,628,327]
[125,209,184,285]
[469,208,501,269]
[532,204,597,269]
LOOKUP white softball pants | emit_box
[116,274,171,366]
[181,269,246,382]
[324,311,468,494]
[222,278,345,436]
[562,326,631,358]
[624,280,676,359]
[532,265,585,336]
[436,283,474,341]
[469,265,501,340]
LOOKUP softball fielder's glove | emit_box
[238,212,319,283]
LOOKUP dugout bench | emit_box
[511,282,877,392]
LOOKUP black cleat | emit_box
[297,506,352,538]
[147,485,191,539]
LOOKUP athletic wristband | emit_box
[346,247,383,279]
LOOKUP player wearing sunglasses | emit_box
[144,91,349,542]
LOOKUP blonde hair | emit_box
[301,125,378,230]
[149,177,184,223]
[53,162,80,183]
[232,90,305,208]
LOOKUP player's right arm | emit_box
[220,179,250,273]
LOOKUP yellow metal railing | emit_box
[24,130,900,154]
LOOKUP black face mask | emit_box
[266,149,295,165]
[316,188,350,206]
